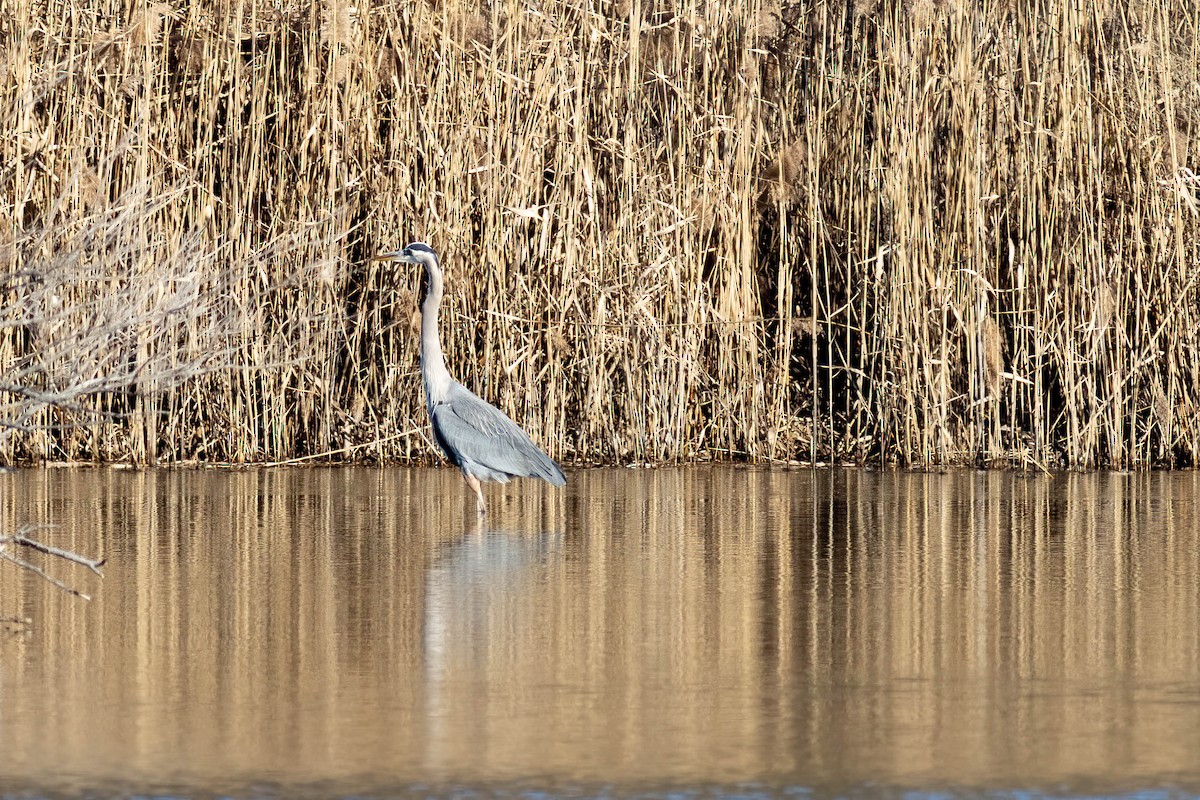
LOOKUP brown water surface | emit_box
[1,467,1199,797]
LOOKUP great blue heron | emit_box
[374,242,566,514]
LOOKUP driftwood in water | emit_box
[0,523,105,601]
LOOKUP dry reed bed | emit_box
[1,0,1198,468]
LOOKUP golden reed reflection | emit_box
[1,467,1199,793]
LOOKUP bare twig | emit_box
[0,524,104,600]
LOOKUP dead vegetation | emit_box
[1,0,1198,468]
[0,523,104,600]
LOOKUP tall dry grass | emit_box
[1,0,1198,468]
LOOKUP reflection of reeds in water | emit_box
[3,467,1200,789]
[3,0,1199,469]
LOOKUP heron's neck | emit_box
[420,273,452,404]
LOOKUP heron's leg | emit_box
[464,473,487,515]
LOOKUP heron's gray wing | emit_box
[431,384,566,486]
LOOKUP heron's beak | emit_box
[372,249,418,264]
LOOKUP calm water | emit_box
[1,467,1199,798]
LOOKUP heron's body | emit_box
[376,242,565,513]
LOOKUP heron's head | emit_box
[375,241,439,270]
[375,242,442,305]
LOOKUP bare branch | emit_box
[2,524,105,575]
[0,524,104,599]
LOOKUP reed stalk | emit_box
[2,0,1198,468]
